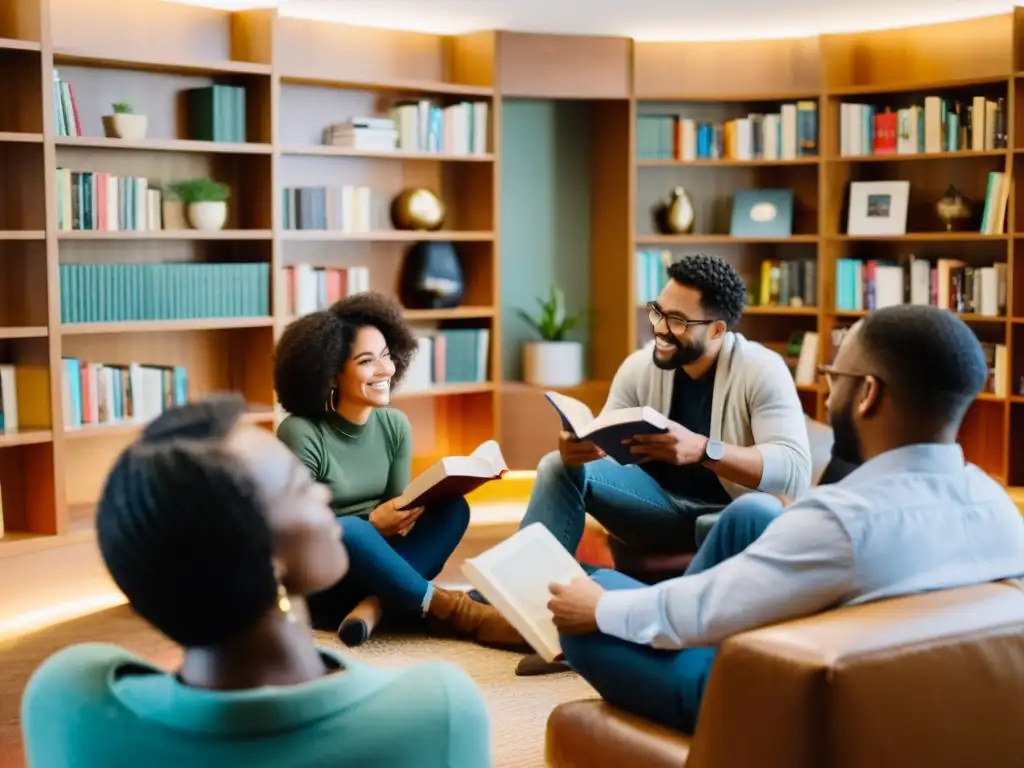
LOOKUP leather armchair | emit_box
[546,579,1024,768]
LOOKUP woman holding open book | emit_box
[274,292,525,650]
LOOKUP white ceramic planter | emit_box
[187,201,227,231]
[523,341,583,388]
[102,113,148,140]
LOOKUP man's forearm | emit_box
[702,442,764,489]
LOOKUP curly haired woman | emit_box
[274,292,524,650]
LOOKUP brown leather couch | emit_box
[546,579,1024,768]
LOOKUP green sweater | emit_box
[22,642,493,768]
[277,409,412,518]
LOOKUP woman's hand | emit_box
[369,499,426,537]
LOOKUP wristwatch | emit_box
[702,439,726,462]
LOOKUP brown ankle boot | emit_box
[427,587,529,651]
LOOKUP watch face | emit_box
[705,439,726,461]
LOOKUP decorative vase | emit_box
[652,187,695,234]
[935,184,972,231]
[398,241,464,309]
[390,188,445,231]
[102,113,149,140]
[187,201,227,231]
[523,341,584,388]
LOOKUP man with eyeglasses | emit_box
[544,304,1024,734]
[520,253,813,570]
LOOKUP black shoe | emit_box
[338,618,370,647]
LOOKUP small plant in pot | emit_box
[167,177,231,231]
[102,101,148,141]
[517,284,584,388]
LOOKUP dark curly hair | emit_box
[273,292,419,420]
[666,253,747,328]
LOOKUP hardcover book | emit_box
[544,391,669,465]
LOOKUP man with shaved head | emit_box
[546,304,1024,734]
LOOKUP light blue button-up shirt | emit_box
[596,443,1024,650]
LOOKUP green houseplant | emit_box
[517,284,584,387]
[102,100,148,140]
[167,178,231,231]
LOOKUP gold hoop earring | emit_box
[324,387,338,412]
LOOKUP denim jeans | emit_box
[520,451,726,555]
[559,492,784,733]
[306,496,471,630]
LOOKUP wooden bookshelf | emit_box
[0,0,500,563]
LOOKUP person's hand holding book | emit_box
[558,431,606,466]
[547,577,605,634]
[369,499,426,537]
[625,421,706,465]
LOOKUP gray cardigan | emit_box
[601,332,813,499]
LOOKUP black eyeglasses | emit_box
[647,302,715,335]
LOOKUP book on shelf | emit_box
[327,102,489,156]
[52,69,82,138]
[839,95,1007,156]
[0,364,51,433]
[637,102,817,161]
[393,439,508,510]
[635,249,671,304]
[60,358,188,429]
[544,391,670,466]
[980,171,1010,235]
[59,262,270,324]
[785,331,819,387]
[56,169,163,231]
[187,85,247,143]
[757,258,816,309]
[282,185,372,232]
[835,257,1006,316]
[283,264,371,316]
[399,329,490,392]
[462,522,589,663]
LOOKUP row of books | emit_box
[53,70,83,137]
[634,249,670,304]
[637,103,818,161]
[59,262,270,324]
[283,264,371,317]
[757,259,817,309]
[839,95,1006,156]
[324,100,489,155]
[835,258,1007,316]
[402,329,490,391]
[60,358,188,429]
[281,185,372,232]
[56,169,163,231]
[187,84,247,143]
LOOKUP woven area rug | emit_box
[0,605,594,767]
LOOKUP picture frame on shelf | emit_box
[730,188,794,238]
[847,180,909,236]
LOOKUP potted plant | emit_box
[167,177,230,231]
[102,101,148,140]
[517,284,584,387]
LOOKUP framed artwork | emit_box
[847,180,910,236]
[730,188,794,238]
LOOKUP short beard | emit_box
[829,397,863,466]
[652,335,704,370]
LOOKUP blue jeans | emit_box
[521,451,725,555]
[306,496,471,630]
[560,492,783,733]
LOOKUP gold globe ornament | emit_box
[390,188,446,231]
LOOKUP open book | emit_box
[462,523,588,662]
[393,440,508,510]
[544,391,670,465]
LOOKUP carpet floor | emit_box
[0,604,595,767]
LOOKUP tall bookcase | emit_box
[0,0,500,559]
